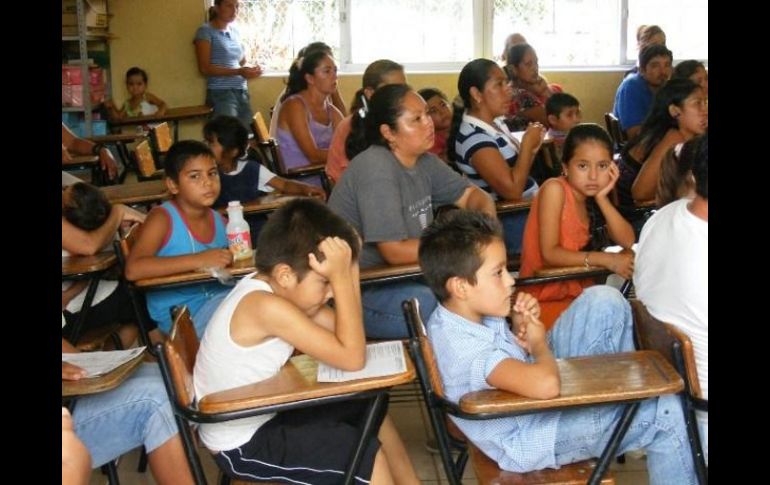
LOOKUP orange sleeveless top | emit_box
[519,177,594,302]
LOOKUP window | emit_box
[226,0,707,72]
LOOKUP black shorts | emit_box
[62,280,156,337]
[215,396,389,484]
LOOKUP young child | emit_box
[203,115,326,208]
[418,209,696,484]
[193,198,419,484]
[62,182,150,348]
[519,124,635,329]
[124,140,233,336]
[105,67,168,120]
[545,92,581,152]
[418,87,452,163]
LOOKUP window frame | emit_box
[228,0,706,73]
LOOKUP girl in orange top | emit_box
[519,124,635,328]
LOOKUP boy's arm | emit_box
[256,238,366,370]
[486,312,560,399]
[454,185,497,217]
[145,92,168,116]
[123,208,232,281]
[267,176,326,199]
[62,204,127,256]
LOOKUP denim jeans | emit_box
[361,281,437,339]
[547,286,697,485]
[207,88,254,131]
[72,363,178,468]
[500,211,528,256]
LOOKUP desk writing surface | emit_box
[62,349,146,397]
[108,105,213,126]
[459,351,683,414]
[134,256,256,288]
[198,349,416,414]
[62,252,117,276]
[101,180,169,205]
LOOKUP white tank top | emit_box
[193,273,294,451]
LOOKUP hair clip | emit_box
[296,56,305,70]
[358,95,369,119]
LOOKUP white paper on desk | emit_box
[61,347,146,378]
[317,341,406,383]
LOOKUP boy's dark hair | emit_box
[545,92,580,118]
[164,140,215,182]
[692,131,708,199]
[256,198,360,279]
[639,44,673,71]
[419,209,503,302]
[125,66,148,83]
[63,182,112,231]
[204,115,249,160]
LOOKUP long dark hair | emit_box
[446,58,498,163]
[622,78,700,163]
[280,50,330,103]
[345,84,412,160]
[562,124,615,251]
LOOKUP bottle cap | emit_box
[227,201,241,208]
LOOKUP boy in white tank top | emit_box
[193,198,419,485]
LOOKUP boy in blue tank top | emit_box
[125,140,233,336]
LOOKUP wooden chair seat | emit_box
[470,445,614,485]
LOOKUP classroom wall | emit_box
[109,0,625,141]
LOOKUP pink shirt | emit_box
[325,115,353,184]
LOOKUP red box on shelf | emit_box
[62,84,106,107]
[62,65,104,86]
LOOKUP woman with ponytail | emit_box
[325,59,406,184]
[274,49,343,186]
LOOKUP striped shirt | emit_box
[427,304,560,472]
[194,23,247,90]
[454,120,535,200]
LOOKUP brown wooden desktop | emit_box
[109,105,213,141]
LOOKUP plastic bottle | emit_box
[226,201,253,261]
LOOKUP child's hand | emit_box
[304,185,326,200]
[596,162,620,200]
[609,250,634,280]
[511,292,541,348]
[62,362,87,381]
[521,122,546,154]
[198,249,233,270]
[62,406,91,483]
[308,237,353,282]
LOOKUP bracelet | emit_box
[583,252,590,268]
[92,143,105,156]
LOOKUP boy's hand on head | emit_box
[199,248,233,269]
[597,162,620,199]
[62,362,87,381]
[308,237,352,282]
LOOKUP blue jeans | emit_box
[500,211,528,256]
[207,88,254,131]
[361,281,437,339]
[72,363,179,468]
[547,286,697,485]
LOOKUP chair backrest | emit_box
[252,112,270,143]
[631,299,702,398]
[403,298,446,399]
[151,122,173,153]
[604,112,627,151]
[134,139,160,178]
[164,306,200,408]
